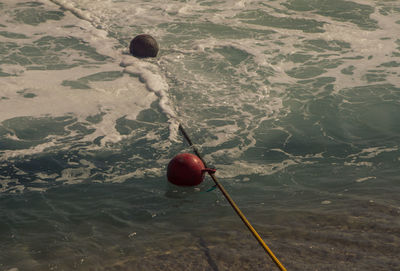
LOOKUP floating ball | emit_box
[167,153,207,186]
[129,34,159,58]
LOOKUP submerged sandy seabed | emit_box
[2,193,399,271]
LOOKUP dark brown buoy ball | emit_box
[129,34,159,58]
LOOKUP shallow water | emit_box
[1,0,400,270]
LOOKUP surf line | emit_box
[178,124,287,271]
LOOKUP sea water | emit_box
[0,0,399,270]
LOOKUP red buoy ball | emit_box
[167,153,207,186]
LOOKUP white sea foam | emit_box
[349,146,399,159]
[50,0,180,141]
[109,167,163,183]
[216,159,298,178]
[0,178,24,193]
[2,0,398,179]
[0,0,183,160]
[356,176,376,183]
[121,56,179,141]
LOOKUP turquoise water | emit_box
[1,0,400,270]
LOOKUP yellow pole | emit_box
[178,124,287,271]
